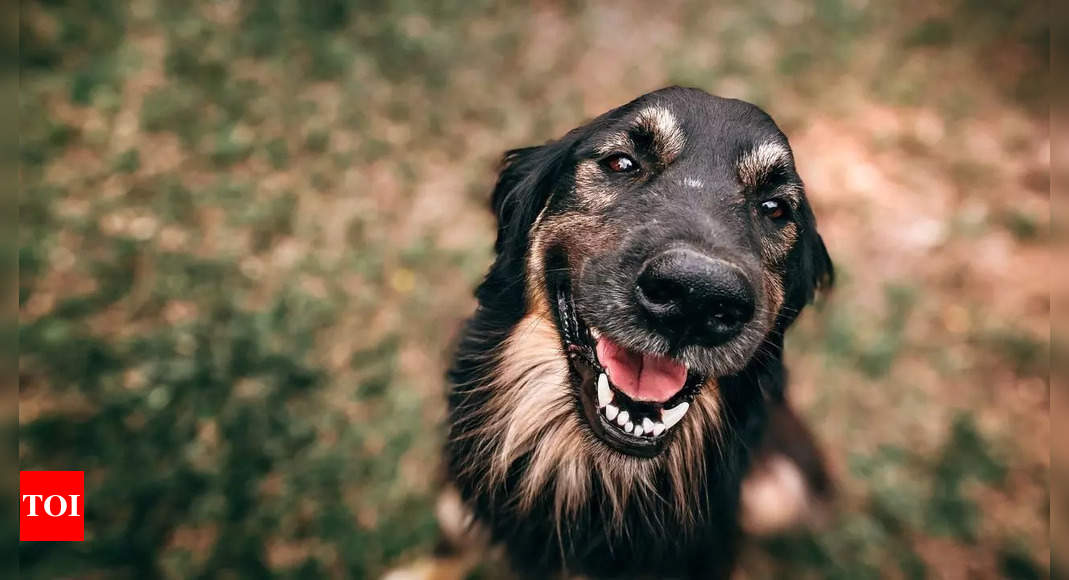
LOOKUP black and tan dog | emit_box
[393,87,834,580]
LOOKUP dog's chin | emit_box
[551,282,709,459]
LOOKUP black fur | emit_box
[445,87,832,579]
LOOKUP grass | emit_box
[19,0,1048,578]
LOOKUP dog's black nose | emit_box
[635,249,756,346]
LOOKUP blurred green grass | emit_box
[19,1,1048,578]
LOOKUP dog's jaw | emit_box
[552,276,706,457]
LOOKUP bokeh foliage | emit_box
[20,0,1047,578]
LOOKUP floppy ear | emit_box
[477,139,575,307]
[491,142,577,264]
[491,145,566,264]
[803,232,834,299]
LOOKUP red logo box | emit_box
[20,471,84,541]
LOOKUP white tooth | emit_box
[625,421,634,433]
[616,410,630,427]
[605,404,619,421]
[652,422,666,436]
[660,402,690,430]
[590,327,602,340]
[597,374,613,408]
[642,417,654,432]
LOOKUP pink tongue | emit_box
[595,337,688,403]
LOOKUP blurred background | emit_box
[18,0,1048,578]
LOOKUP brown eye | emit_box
[760,199,787,220]
[604,154,637,173]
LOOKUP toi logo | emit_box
[20,471,84,541]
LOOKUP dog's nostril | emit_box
[635,249,756,346]
[637,276,682,309]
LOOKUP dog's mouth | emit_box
[550,271,704,458]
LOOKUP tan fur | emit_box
[761,221,799,264]
[573,160,619,211]
[762,269,786,329]
[451,308,723,530]
[591,106,686,165]
[635,106,686,162]
[502,215,727,527]
[525,208,620,311]
[758,211,797,322]
[740,454,812,536]
[742,141,798,316]
[436,486,486,550]
[380,558,475,580]
[736,141,792,189]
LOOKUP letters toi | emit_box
[20,471,85,542]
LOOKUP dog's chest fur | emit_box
[444,310,771,579]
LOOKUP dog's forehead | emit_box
[646,93,787,152]
[594,90,794,177]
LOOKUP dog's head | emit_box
[482,87,832,460]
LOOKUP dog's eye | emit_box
[604,154,638,173]
[759,199,787,221]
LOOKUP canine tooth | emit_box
[590,327,601,340]
[660,402,690,430]
[605,404,619,421]
[625,421,634,433]
[616,410,630,427]
[652,422,666,437]
[597,374,613,408]
[642,417,654,432]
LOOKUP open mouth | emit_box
[550,272,703,458]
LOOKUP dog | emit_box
[400,87,834,580]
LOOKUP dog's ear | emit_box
[804,231,834,298]
[488,140,574,278]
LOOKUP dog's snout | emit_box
[635,249,755,346]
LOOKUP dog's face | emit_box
[489,87,831,459]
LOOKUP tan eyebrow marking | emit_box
[736,141,792,189]
[593,106,688,162]
[634,106,685,162]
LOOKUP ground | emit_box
[18,0,1048,578]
